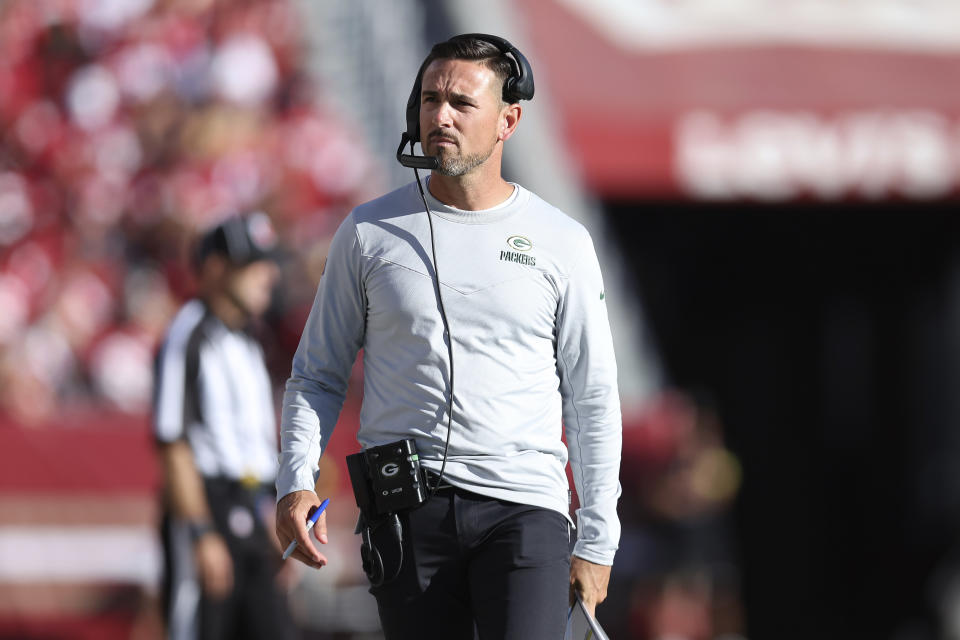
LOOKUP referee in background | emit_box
[153,213,293,640]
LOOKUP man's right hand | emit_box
[276,490,328,568]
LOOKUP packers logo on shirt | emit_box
[507,235,532,251]
[500,235,536,266]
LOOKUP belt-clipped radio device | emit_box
[347,439,428,519]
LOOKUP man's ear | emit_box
[498,103,522,142]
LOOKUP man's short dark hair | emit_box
[422,35,515,104]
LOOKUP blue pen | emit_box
[282,498,330,561]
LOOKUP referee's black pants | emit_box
[161,479,294,640]
[366,485,571,640]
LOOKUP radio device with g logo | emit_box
[346,439,428,519]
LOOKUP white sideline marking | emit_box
[0,526,161,586]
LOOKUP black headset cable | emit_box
[413,167,455,497]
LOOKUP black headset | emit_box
[396,33,536,170]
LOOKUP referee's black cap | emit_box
[195,212,280,267]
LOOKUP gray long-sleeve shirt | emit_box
[278,180,622,564]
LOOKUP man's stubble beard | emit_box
[432,142,496,177]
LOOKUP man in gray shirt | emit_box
[276,34,621,639]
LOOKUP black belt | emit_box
[424,470,456,491]
[203,476,274,496]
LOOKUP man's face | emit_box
[419,58,506,177]
[227,259,279,317]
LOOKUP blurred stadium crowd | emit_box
[0,0,378,428]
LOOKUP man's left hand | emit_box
[569,555,611,618]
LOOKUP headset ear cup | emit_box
[406,57,432,144]
[504,45,534,101]
[405,86,419,144]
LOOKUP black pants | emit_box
[161,479,293,640]
[366,486,571,640]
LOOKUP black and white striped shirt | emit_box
[154,300,278,482]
